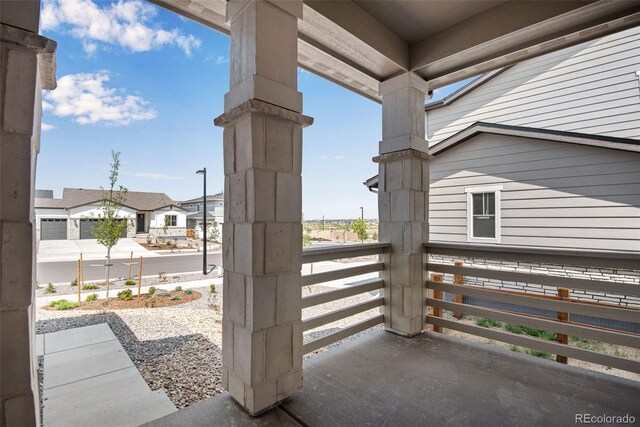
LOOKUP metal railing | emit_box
[301,242,390,353]
[424,242,640,374]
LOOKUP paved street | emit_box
[37,252,222,284]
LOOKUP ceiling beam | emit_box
[411,0,640,86]
[303,0,409,74]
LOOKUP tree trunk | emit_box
[105,247,112,300]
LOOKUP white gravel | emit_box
[36,281,382,409]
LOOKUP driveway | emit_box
[37,239,158,262]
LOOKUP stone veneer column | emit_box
[0,4,57,425]
[213,0,312,416]
[375,72,430,337]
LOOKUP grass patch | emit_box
[170,295,182,301]
[571,336,604,351]
[44,283,56,294]
[82,283,99,290]
[184,289,193,295]
[49,299,78,310]
[476,318,501,328]
[527,349,552,359]
[210,283,217,294]
[505,324,555,340]
[85,294,98,302]
[148,286,157,295]
[175,285,183,292]
[70,278,78,287]
[125,279,137,286]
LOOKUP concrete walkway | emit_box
[39,324,176,427]
[37,239,158,262]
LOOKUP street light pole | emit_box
[360,206,364,220]
[196,168,207,275]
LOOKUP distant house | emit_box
[35,188,188,241]
[180,193,224,238]
[366,26,640,253]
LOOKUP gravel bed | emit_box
[35,271,220,298]
[36,284,383,409]
[37,286,224,408]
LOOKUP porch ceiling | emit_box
[151,0,640,102]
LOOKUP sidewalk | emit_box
[37,239,159,262]
[39,324,176,427]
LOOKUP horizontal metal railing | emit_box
[424,242,640,374]
[301,242,389,354]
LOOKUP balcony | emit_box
[147,242,640,425]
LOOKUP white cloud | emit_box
[215,55,229,65]
[333,155,345,160]
[82,40,98,56]
[41,123,56,131]
[41,0,201,56]
[318,154,345,160]
[43,72,156,126]
[134,172,184,180]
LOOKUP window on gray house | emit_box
[472,193,495,238]
[167,215,177,226]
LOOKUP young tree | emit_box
[91,151,128,300]
[351,218,368,243]
[209,218,220,243]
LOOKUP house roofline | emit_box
[425,67,511,112]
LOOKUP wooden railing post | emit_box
[77,259,81,304]
[556,287,570,364]
[453,261,464,320]
[430,273,444,333]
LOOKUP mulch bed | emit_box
[45,290,202,310]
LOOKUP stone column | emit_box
[213,0,312,416]
[375,72,430,337]
[0,3,57,425]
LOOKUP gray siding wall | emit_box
[429,133,640,252]
[427,26,640,143]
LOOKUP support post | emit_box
[453,261,464,320]
[430,274,444,333]
[375,72,430,337]
[77,260,81,304]
[80,253,84,288]
[0,10,57,425]
[214,0,312,416]
[127,251,133,280]
[556,287,570,364]
[137,256,143,301]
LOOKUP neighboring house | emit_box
[35,188,188,241]
[364,27,640,309]
[180,193,224,238]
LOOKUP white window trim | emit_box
[465,185,502,243]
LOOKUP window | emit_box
[167,215,177,226]
[196,204,200,212]
[465,185,501,242]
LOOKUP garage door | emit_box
[80,219,127,239]
[41,219,67,240]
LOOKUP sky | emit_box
[37,0,473,220]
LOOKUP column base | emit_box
[384,326,423,338]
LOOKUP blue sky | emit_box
[38,0,472,220]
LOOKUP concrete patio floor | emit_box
[147,329,640,426]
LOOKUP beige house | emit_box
[2,1,640,425]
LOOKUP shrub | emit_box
[476,317,501,328]
[44,283,56,294]
[71,278,78,287]
[148,286,157,295]
[184,289,193,295]
[210,284,217,294]
[118,289,133,301]
[125,279,137,286]
[170,295,182,301]
[85,294,98,302]
[82,284,99,290]
[175,285,183,292]
[50,299,78,310]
